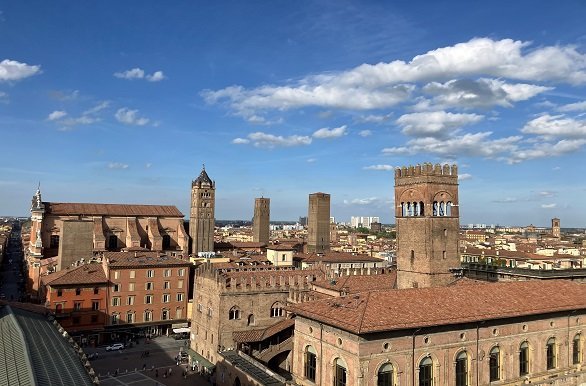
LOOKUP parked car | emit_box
[105,343,124,351]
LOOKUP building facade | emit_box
[307,193,331,254]
[395,163,460,289]
[190,166,216,255]
[552,217,561,238]
[252,198,270,244]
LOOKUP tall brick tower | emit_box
[190,165,215,255]
[395,163,460,289]
[551,218,560,238]
[253,197,270,244]
[307,192,330,253]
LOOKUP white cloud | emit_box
[459,173,473,180]
[307,158,317,163]
[146,70,165,82]
[232,138,250,145]
[541,203,557,209]
[47,110,67,121]
[108,162,129,170]
[358,130,372,137]
[356,113,393,124]
[363,164,394,171]
[538,191,556,197]
[521,114,586,138]
[383,132,521,159]
[234,132,312,148]
[415,78,551,110]
[508,138,586,163]
[114,68,165,82]
[203,38,586,123]
[493,197,519,203]
[396,111,483,138]
[59,115,99,127]
[557,101,586,112]
[0,59,41,82]
[83,101,110,115]
[115,108,150,126]
[343,197,379,205]
[312,125,347,139]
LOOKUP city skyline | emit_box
[1,1,586,226]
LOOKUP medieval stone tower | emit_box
[395,163,460,289]
[190,166,215,255]
[307,192,330,253]
[552,217,560,238]
[252,197,270,244]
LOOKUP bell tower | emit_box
[190,165,215,255]
[395,163,460,289]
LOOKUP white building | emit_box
[350,216,380,228]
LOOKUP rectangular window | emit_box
[127,296,135,306]
[92,301,99,311]
[176,308,183,319]
[129,270,135,279]
[489,350,500,381]
[519,345,529,376]
[164,281,170,289]
[304,351,316,381]
[162,294,171,303]
[75,288,81,296]
[113,283,120,292]
[127,313,134,323]
[93,287,99,295]
[50,235,60,249]
[177,280,184,289]
[164,269,171,277]
[334,364,347,386]
[129,282,135,291]
[573,335,582,364]
[207,307,212,317]
[74,302,82,311]
[144,311,152,322]
[147,270,154,278]
[178,268,185,276]
[145,295,153,304]
[114,271,120,279]
[177,293,184,302]
[57,289,63,297]
[145,282,153,290]
[197,304,203,312]
[111,314,119,325]
[112,297,121,307]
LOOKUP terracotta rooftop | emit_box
[44,202,183,217]
[104,252,191,267]
[42,264,107,286]
[297,251,384,264]
[230,242,267,249]
[233,319,295,343]
[290,280,586,335]
[313,272,397,293]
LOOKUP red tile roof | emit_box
[42,264,107,286]
[104,252,191,267]
[233,319,295,343]
[298,251,384,264]
[290,280,586,334]
[313,272,397,293]
[44,202,183,217]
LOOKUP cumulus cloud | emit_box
[521,114,586,138]
[312,125,347,139]
[108,162,129,170]
[415,78,551,110]
[0,59,41,82]
[508,138,586,163]
[202,37,586,121]
[233,132,312,148]
[396,111,484,138]
[114,68,165,82]
[115,108,150,126]
[358,130,372,137]
[47,110,67,121]
[363,164,394,171]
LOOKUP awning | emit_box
[187,348,215,371]
[172,327,190,334]
[172,323,189,328]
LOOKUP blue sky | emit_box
[1,1,586,226]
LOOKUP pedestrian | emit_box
[114,369,118,377]
[169,367,172,377]
[143,363,146,371]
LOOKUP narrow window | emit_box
[304,346,317,382]
[229,306,240,320]
[574,334,582,365]
[455,351,468,386]
[419,201,424,216]
[546,338,556,369]
[519,342,529,376]
[75,288,81,296]
[334,358,347,386]
[419,357,433,386]
[377,363,394,386]
[489,347,500,381]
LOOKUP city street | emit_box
[87,336,212,386]
[0,222,26,302]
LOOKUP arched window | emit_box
[108,235,118,251]
[162,234,171,250]
[401,203,406,217]
[433,201,438,216]
[229,306,241,320]
[419,356,433,386]
[489,346,500,381]
[334,358,347,386]
[304,346,317,382]
[270,302,284,318]
[439,201,445,216]
[546,337,556,369]
[55,303,63,314]
[377,362,394,386]
[519,341,529,376]
[419,201,424,216]
[573,334,582,365]
[455,351,468,386]
[247,314,255,326]
[446,201,452,216]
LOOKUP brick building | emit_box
[307,193,331,254]
[252,197,270,245]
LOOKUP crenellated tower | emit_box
[252,197,270,244]
[395,163,460,289]
[190,165,215,255]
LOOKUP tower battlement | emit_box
[395,163,458,182]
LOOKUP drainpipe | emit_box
[320,322,324,386]
[476,320,485,386]
[412,328,422,386]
